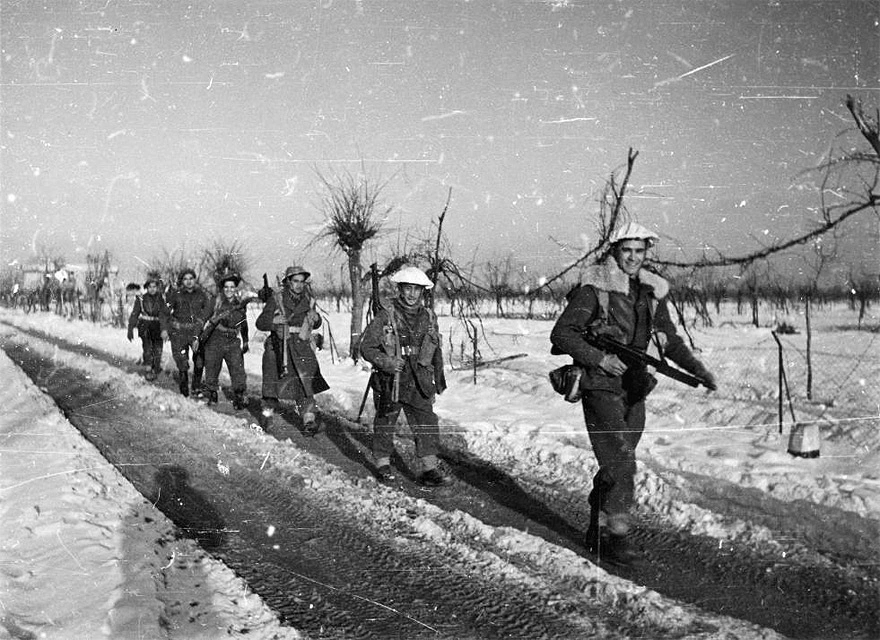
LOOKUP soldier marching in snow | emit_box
[161,268,212,397]
[127,276,166,381]
[359,266,452,487]
[550,222,716,566]
[198,272,250,409]
[255,265,329,436]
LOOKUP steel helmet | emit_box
[390,266,434,289]
[283,265,311,281]
[610,222,659,247]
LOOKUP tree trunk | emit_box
[805,294,813,400]
[347,249,365,360]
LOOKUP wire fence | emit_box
[648,327,880,450]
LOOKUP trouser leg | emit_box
[149,337,163,373]
[582,390,646,524]
[139,335,150,365]
[372,406,402,462]
[401,401,441,459]
[226,342,246,393]
[170,334,191,372]
[202,341,223,392]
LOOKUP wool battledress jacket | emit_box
[359,298,447,407]
[128,292,166,340]
[161,286,212,338]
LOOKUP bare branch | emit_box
[846,94,880,157]
[536,148,639,293]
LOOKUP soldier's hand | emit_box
[382,356,405,374]
[598,354,627,376]
[191,338,200,352]
[699,369,717,391]
[160,329,169,341]
[306,310,320,327]
[272,314,286,325]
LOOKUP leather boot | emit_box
[232,391,247,410]
[602,534,639,567]
[585,468,615,554]
[178,371,189,397]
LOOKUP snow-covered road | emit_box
[1,307,877,638]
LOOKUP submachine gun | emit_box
[191,291,259,352]
[585,332,706,389]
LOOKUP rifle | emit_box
[356,263,382,422]
[192,294,258,351]
[273,276,290,378]
[261,273,286,378]
[585,332,705,388]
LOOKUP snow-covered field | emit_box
[1,301,877,638]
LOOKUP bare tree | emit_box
[313,167,390,359]
[847,267,879,330]
[483,255,517,318]
[800,235,838,399]
[85,250,114,322]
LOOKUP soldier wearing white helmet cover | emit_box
[551,222,716,566]
[359,266,452,487]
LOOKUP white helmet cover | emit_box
[610,222,659,246]
[390,266,434,289]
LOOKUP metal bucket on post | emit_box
[788,422,821,458]
[772,331,820,458]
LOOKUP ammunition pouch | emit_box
[549,364,585,403]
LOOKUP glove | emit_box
[241,344,249,355]
[127,329,134,342]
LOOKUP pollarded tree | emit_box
[201,239,252,296]
[313,167,390,360]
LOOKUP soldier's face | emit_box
[223,282,237,300]
[399,284,424,307]
[147,282,159,294]
[288,276,306,294]
[181,274,195,291]
[614,240,647,277]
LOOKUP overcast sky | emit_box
[1,0,878,285]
